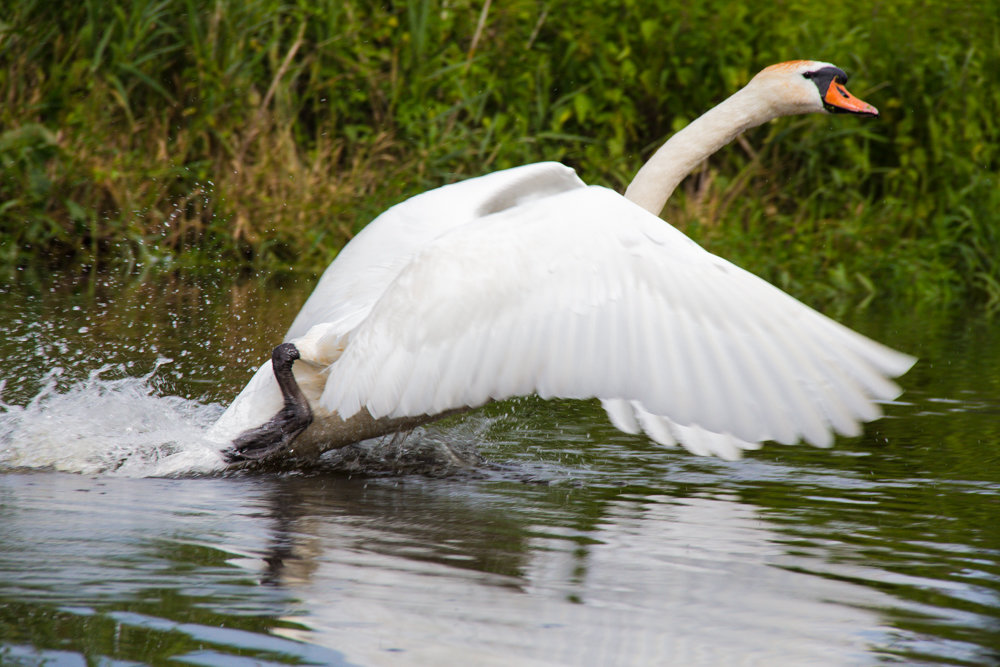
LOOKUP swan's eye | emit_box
[802,71,815,79]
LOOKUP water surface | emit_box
[1,269,998,665]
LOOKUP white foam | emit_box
[0,360,228,476]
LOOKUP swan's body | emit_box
[208,60,912,463]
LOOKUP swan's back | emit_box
[285,162,586,341]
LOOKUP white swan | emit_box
[208,59,913,463]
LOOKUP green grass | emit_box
[1,0,999,307]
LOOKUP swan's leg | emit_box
[224,343,313,463]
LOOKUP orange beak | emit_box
[824,80,879,117]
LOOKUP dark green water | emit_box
[1,269,998,665]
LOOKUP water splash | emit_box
[0,360,227,476]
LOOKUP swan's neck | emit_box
[624,85,776,216]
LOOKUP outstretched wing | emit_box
[320,185,914,457]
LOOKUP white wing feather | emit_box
[318,185,914,455]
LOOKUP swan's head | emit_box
[750,60,879,118]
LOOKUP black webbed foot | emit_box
[224,343,313,464]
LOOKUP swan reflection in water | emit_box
[249,469,898,666]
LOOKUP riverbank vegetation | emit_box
[1,0,998,307]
